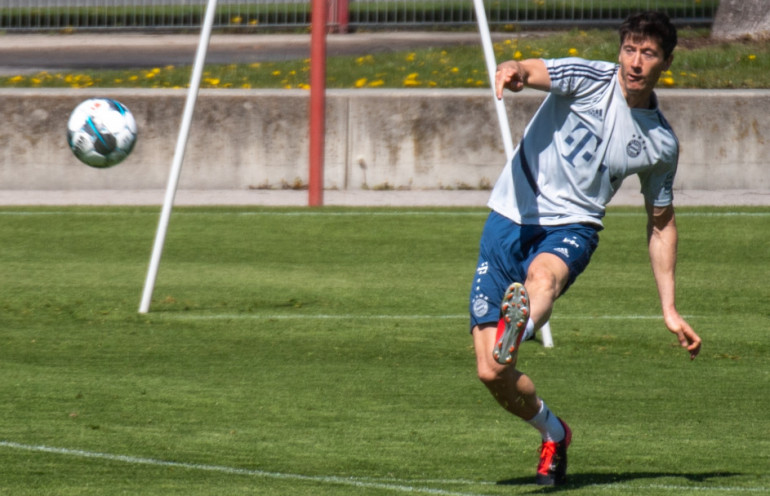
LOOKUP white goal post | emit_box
[472,0,554,348]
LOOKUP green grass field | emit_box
[1,206,768,495]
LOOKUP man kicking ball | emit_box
[468,11,702,486]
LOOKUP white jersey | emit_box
[487,57,678,227]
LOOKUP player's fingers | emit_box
[494,68,511,99]
[676,325,701,360]
[686,332,702,360]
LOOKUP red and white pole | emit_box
[308,0,327,206]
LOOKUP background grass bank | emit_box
[1,28,768,90]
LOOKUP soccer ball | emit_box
[66,98,137,168]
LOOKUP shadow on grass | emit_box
[497,471,742,492]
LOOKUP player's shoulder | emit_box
[545,57,617,82]
[545,57,617,97]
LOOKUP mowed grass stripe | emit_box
[2,441,766,495]
[151,313,680,321]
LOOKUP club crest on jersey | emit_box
[472,297,490,318]
[626,134,647,158]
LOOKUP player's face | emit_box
[618,35,672,106]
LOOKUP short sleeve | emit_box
[545,58,618,98]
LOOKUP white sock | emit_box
[521,319,536,341]
[526,400,565,442]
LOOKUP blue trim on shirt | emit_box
[518,141,540,196]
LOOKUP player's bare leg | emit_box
[473,252,573,485]
[474,253,570,410]
[523,253,570,330]
[474,324,540,419]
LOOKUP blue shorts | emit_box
[468,211,600,330]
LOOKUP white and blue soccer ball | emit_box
[67,98,137,168]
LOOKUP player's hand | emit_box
[495,61,526,99]
[664,311,701,360]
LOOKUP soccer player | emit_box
[468,11,702,486]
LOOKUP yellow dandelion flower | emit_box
[231,16,242,24]
[748,54,757,61]
[662,77,675,86]
[249,63,261,69]
[406,53,416,62]
[514,50,523,60]
[369,79,384,87]
[355,78,368,88]
[9,75,24,83]
[568,48,579,56]
[451,67,459,73]
[299,83,310,90]
[272,70,281,76]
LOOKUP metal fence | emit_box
[0,0,718,32]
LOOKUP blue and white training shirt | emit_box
[487,57,678,228]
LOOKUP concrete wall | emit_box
[1,88,767,193]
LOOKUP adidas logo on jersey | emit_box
[587,108,604,121]
[553,247,570,258]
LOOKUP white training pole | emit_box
[138,0,219,314]
[473,0,554,348]
[472,0,514,158]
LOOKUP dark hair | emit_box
[619,11,678,59]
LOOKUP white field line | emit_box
[0,441,765,494]
[0,441,490,496]
[0,210,768,218]
[150,313,675,321]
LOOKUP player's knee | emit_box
[476,359,511,385]
[526,264,563,299]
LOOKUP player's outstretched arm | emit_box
[646,203,702,360]
[495,59,551,99]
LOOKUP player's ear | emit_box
[662,54,674,72]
